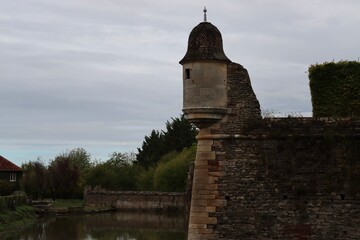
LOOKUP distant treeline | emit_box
[20,115,197,199]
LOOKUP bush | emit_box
[136,167,156,191]
[153,145,196,192]
[309,61,360,117]
[0,195,26,212]
[20,161,48,199]
[0,180,16,196]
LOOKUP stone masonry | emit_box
[84,187,187,211]
[181,17,360,240]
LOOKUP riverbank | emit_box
[33,198,115,216]
[0,205,37,238]
[0,198,115,238]
[16,210,187,239]
[1,198,186,239]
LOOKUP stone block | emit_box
[197,139,213,146]
[191,216,217,224]
[206,206,216,213]
[197,145,213,152]
[197,151,216,160]
[194,169,209,175]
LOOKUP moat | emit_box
[11,211,186,240]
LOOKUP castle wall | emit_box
[186,61,360,240]
[180,20,360,240]
[213,118,360,239]
[84,188,187,211]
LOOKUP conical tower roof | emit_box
[180,21,231,64]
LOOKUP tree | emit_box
[62,148,92,172]
[85,163,116,190]
[153,144,196,192]
[105,152,138,190]
[53,148,93,198]
[136,115,197,169]
[85,152,139,191]
[48,156,81,199]
[163,115,197,152]
[107,152,135,167]
[136,130,165,169]
[20,160,48,199]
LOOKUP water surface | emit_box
[15,211,186,240]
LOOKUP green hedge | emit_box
[153,145,196,192]
[0,195,26,212]
[309,61,360,117]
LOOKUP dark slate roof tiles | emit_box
[180,22,231,64]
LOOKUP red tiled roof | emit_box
[0,155,23,171]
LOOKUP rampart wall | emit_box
[84,188,187,211]
[213,117,360,239]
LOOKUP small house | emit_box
[0,155,23,190]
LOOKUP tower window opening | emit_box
[185,68,191,79]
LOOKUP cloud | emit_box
[1,0,360,165]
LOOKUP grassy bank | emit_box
[0,205,37,238]
[0,198,113,238]
[34,199,114,214]
[52,199,84,209]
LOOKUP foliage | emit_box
[65,148,93,172]
[153,145,196,192]
[0,205,36,238]
[0,195,26,212]
[84,163,115,190]
[261,109,303,118]
[136,167,156,191]
[163,115,197,152]
[19,115,198,196]
[261,108,280,118]
[309,60,360,117]
[0,180,16,196]
[48,156,81,199]
[136,115,197,168]
[20,161,48,199]
[136,130,165,169]
[85,152,139,191]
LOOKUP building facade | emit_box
[0,155,23,194]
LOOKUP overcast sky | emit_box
[1,0,359,166]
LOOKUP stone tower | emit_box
[180,10,261,240]
[180,9,360,240]
[179,20,231,128]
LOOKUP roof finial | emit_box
[203,6,207,22]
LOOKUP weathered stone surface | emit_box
[182,19,360,240]
[209,118,360,240]
[84,188,187,211]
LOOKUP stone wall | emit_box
[180,18,360,240]
[84,187,187,211]
[213,118,360,240]
[185,62,360,240]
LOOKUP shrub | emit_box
[136,167,156,191]
[0,195,26,211]
[0,180,15,196]
[309,61,360,117]
[153,145,196,192]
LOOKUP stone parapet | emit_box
[84,188,187,211]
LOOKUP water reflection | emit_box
[15,211,186,240]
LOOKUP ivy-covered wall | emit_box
[309,61,360,117]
